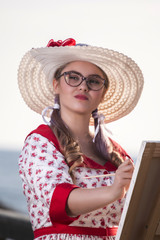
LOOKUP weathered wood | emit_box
[116,141,160,240]
[0,208,33,240]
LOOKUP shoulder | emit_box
[26,124,61,152]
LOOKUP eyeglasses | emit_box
[57,71,106,91]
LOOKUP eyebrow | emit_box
[66,70,104,79]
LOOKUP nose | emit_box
[79,78,89,92]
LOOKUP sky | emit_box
[0,0,160,159]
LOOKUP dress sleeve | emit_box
[19,133,80,225]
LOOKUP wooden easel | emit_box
[116,141,160,240]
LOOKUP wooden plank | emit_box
[154,222,160,240]
[116,141,160,240]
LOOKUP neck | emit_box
[60,109,92,140]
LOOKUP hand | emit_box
[111,159,134,200]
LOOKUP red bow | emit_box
[47,38,76,47]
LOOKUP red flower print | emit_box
[46,171,53,179]
[101,183,106,186]
[111,204,116,210]
[41,149,47,153]
[36,169,42,174]
[52,154,58,159]
[92,219,96,225]
[84,213,91,218]
[25,143,29,148]
[77,168,82,173]
[38,210,44,216]
[33,137,40,141]
[92,182,97,187]
[62,160,66,165]
[42,143,48,148]
[48,161,54,166]
[80,182,87,188]
[31,212,35,217]
[34,195,38,200]
[100,218,105,226]
[39,156,46,161]
[37,218,41,224]
[28,168,32,176]
[44,190,49,195]
[58,166,64,170]
[31,145,36,150]
[25,149,28,155]
[56,173,62,178]
[31,153,37,157]
[95,211,102,216]
[79,220,85,225]
[111,213,117,219]
[29,162,33,167]
[28,189,31,194]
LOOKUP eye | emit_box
[88,76,101,85]
[68,73,80,81]
[65,72,81,86]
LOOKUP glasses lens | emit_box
[65,72,81,86]
[87,76,104,90]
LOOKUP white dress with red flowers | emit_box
[19,125,130,240]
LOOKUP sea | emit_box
[0,149,28,213]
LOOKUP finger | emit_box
[118,159,134,170]
[117,164,134,174]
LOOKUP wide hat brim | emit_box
[18,45,144,125]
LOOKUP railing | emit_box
[0,208,33,240]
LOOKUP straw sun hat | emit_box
[18,38,144,125]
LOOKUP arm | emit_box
[19,133,80,224]
[66,159,134,216]
[19,134,134,221]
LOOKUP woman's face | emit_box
[53,61,107,117]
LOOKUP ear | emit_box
[53,79,59,94]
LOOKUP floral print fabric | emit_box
[19,131,126,240]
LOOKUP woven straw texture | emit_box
[18,45,144,124]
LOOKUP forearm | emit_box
[66,185,117,217]
[66,159,134,217]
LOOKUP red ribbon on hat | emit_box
[47,38,76,47]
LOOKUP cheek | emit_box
[100,88,107,102]
[94,90,105,103]
[55,79,69,94]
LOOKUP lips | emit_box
[74,94,88,100]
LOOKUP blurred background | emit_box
[0,0,160,214]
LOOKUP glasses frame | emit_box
[57,71,106,91]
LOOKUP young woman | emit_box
[18,38,144,240]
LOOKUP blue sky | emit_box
[0,0,160,159]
